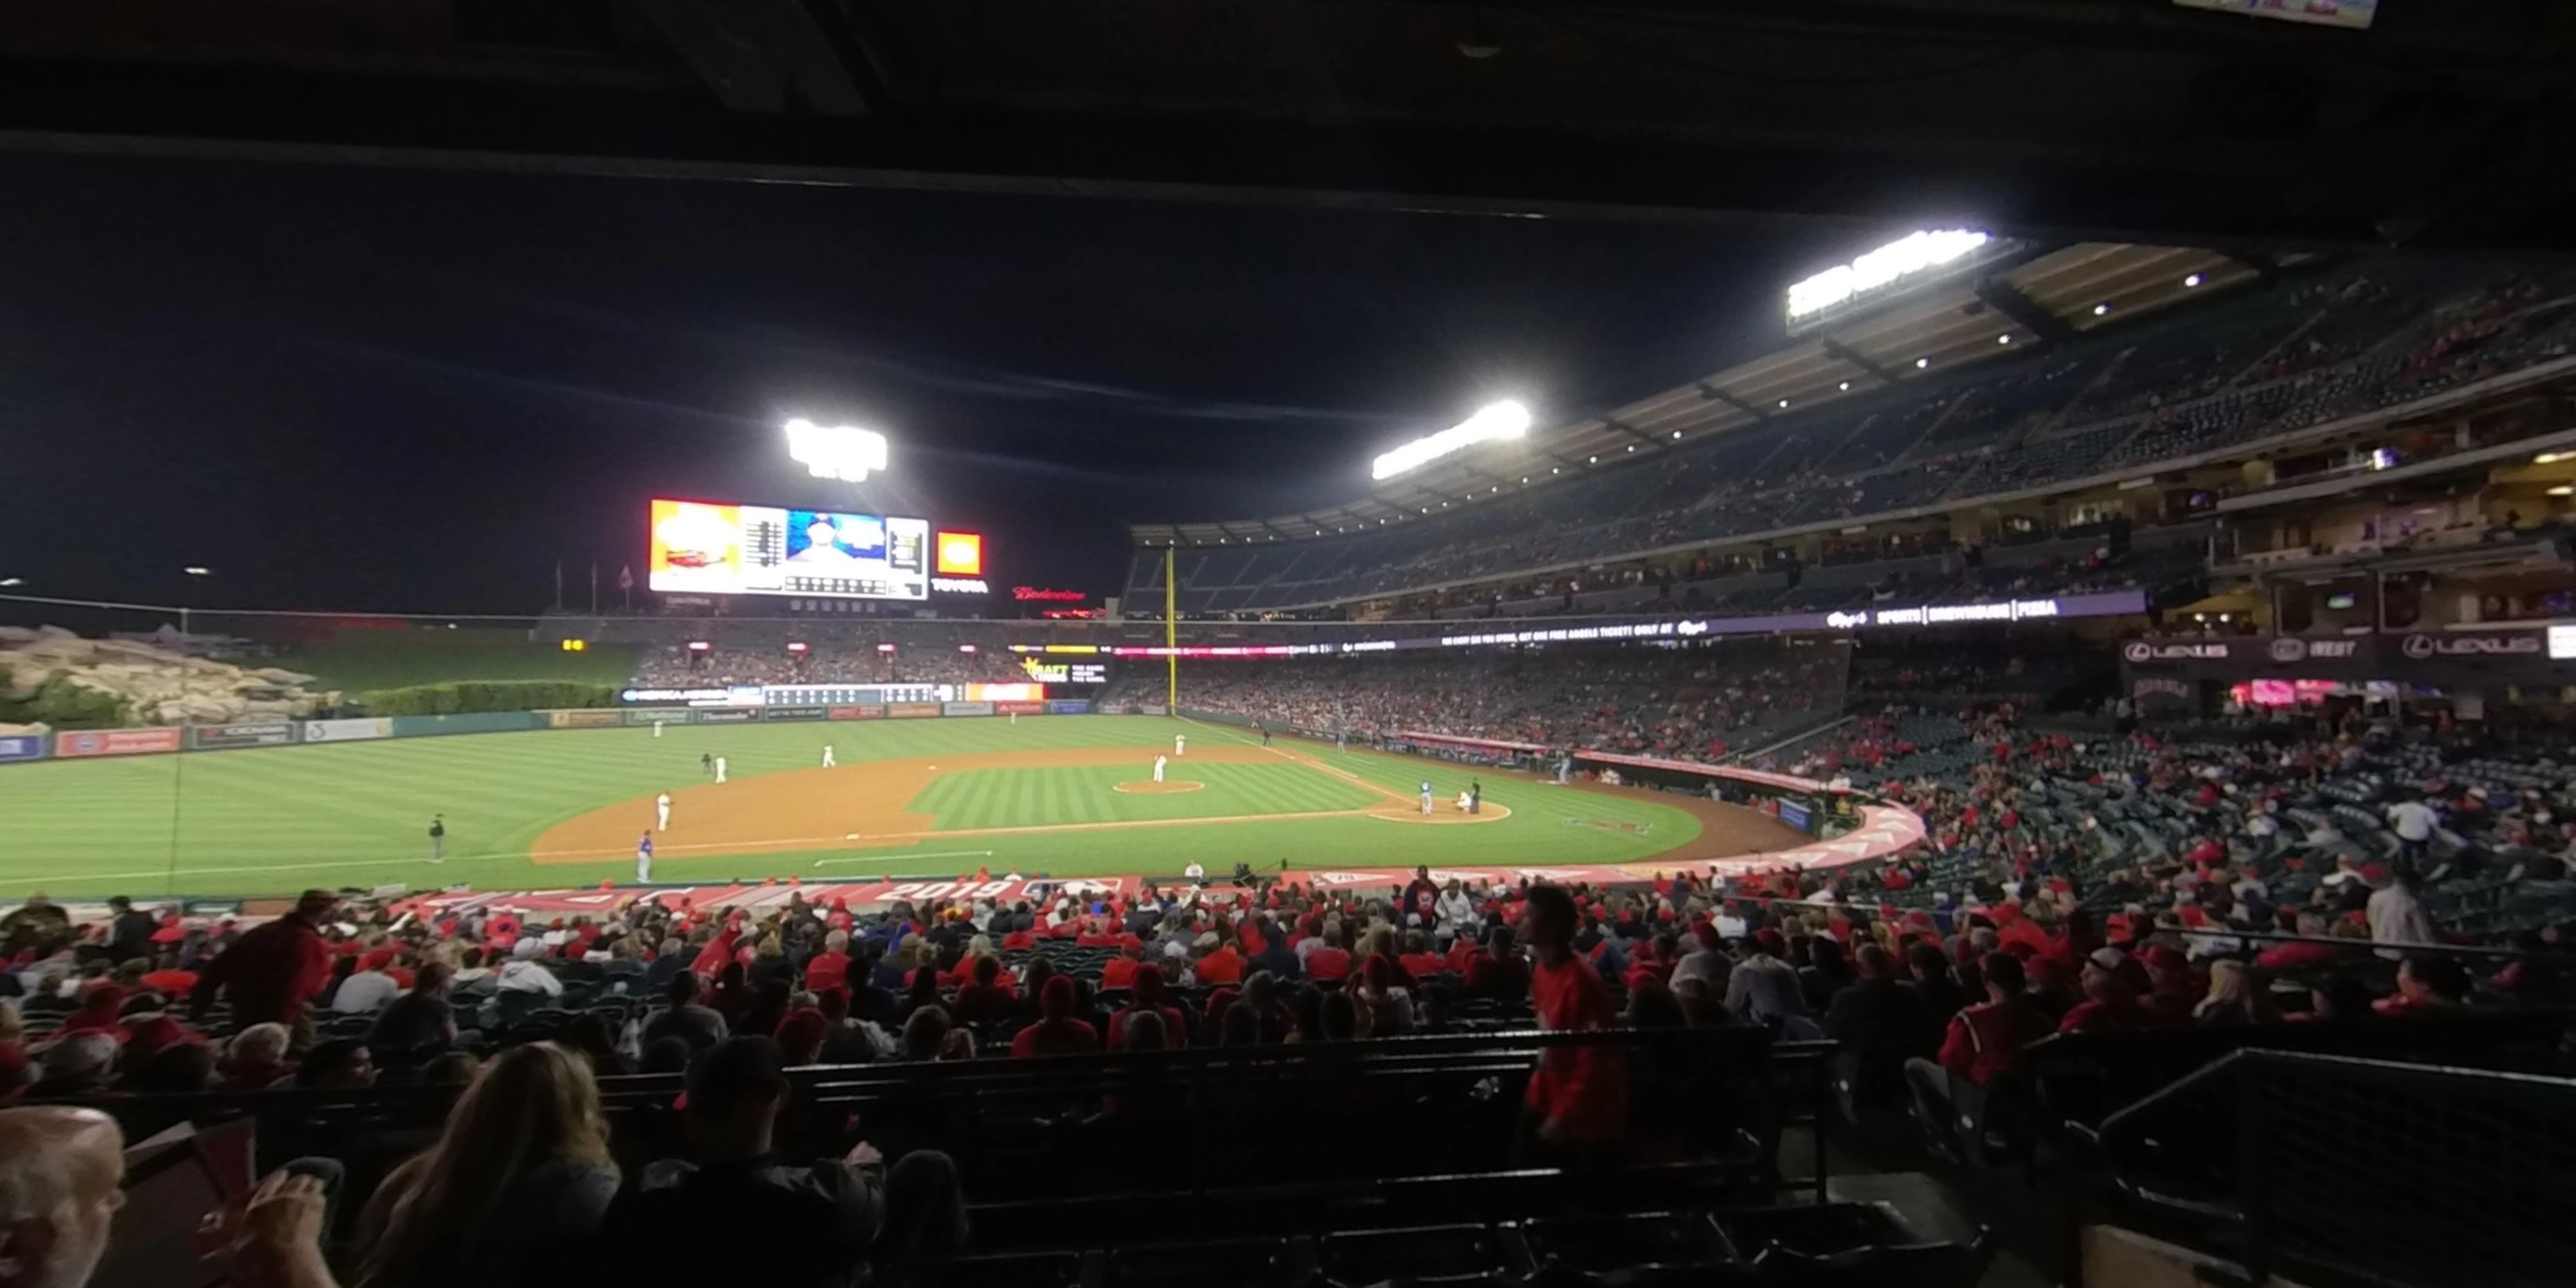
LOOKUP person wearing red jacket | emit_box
[191,891,337,1028]
[1520,886,1626,1151]
[1108,964,1188,1050]
[1011,975,1100,1058]
[1906,952,2044,1160]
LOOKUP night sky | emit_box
[0,153,1869,616]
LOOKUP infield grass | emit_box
[0,715,1701,899]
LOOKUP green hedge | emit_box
[358,680,619,716]
[0,668,134,730]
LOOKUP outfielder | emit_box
[652,719,663,739]
[1152,754,1168,783]
[713,755,728,784]
[822,744,836,768]
[656,791,671,831]
[635,830,655,883]
[1174,732,1187,756]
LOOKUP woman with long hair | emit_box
[354,1042,619,1288]
[2193,959,2281,1028]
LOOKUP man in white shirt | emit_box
[2385,791,2440,870]
[494,938,564,997]
[330,963,401,1013]
[2365,866,2435,959]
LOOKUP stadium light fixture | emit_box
[1520,476,1529,483]
[1670,430,1681,439]
[1913,358,1930,369]
[1996,334,2012,345]
[2093,303,2112,316]
[1370,399,1533,481]
[1626,445,1635,452]
[1785,229,1991,322]
[183,566,210,577]
[2532,451,2573,464]
[0,577,18,587]
[1587,457,1596,464]
[784,418,888,483]
[2552,486,2576,497]
[1838,380,1852,391]
[1552,467,1561,474]
[2184,273,2205,287]
[1777,398,1790,408]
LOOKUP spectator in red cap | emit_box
[2058,948,2157,1034]
[1519,885,1627,1151]
[1108,965,1187,1050]
[191,891,336,1029]
[1011,976,1100,1058]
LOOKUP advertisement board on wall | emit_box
[623,708,693,726]
[1046,700,1093,715]
[887,702,943,719]
[303,717,393,743]
[544,710,625,730]
[190,722,300,750]
[0,735,47,763]
[828,704,886,720]
[695,708,757,724]
[53,727,186,758]
[647,497,933,602]
[943,701,996,717]
[996,701,1046,716]
[761,705,829,722]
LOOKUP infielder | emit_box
[652,720,663,739]
[822,744,836,768]
[635,830,655,883]
[656,791,671,830]
[713,755,728,784]
[428,814,446,863]
[1174,732,1187,756]
[1419,780,1435,816]
[1153,754,1168,783]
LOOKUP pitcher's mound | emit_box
[1113,780,1204,794]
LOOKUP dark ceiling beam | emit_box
[1601,418,1661,447]
[1698,382,1772,420]
[1819,338,1901,385]
[628,0,881,115]
[0,57,2458,247]
[1972,275,2078,345]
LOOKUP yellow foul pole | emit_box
[1164,546,1178,710]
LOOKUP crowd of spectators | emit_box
[1138,263,2576,613]
[1110,643,1851,759]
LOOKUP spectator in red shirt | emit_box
[803,930,852,996]
[1396,930,1446,981]
[2256,912,2346,973]
[2374,954,2471,1016]
[1011,976,1100,1058]
[1906,952,2044,1161]
[1191,934,1244,987]
[1109,964,1188,1050]
[2058,948,2160,1034]
[1099,946,1141,991]
[136,953,199,1000]
[1304,929,1355,985]
[191,891,337,1028]
[951,955,1019,1025]
[1519,886,1627,1151]
[1467,926,1531,1002]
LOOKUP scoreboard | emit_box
[648,497,985,602]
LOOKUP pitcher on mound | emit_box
[1153,754,1168,783]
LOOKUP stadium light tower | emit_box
[784,418,889,483]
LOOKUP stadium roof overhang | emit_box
[1130,241,2296,547]
[5,1,2575,252]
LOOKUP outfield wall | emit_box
[0,699,1096,765]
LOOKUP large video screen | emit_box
[649,498,931,600]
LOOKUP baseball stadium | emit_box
[9,7,2576,1288]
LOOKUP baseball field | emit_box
[0,715,1805,899]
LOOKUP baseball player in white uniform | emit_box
[1153,754,1168,783]
[652,720,663,738]
[1419,780,1435,816]
[656,791,671,830]
[713,756,727,784]
[1174,733,1186,756]
[821,744,836,768]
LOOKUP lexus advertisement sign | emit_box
[2122,630,2562,685]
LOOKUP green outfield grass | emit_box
[217,628,638,693]
[911,762,1383,830]
[0,716,1702,899]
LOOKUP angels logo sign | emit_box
[1312,872,1384,887]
